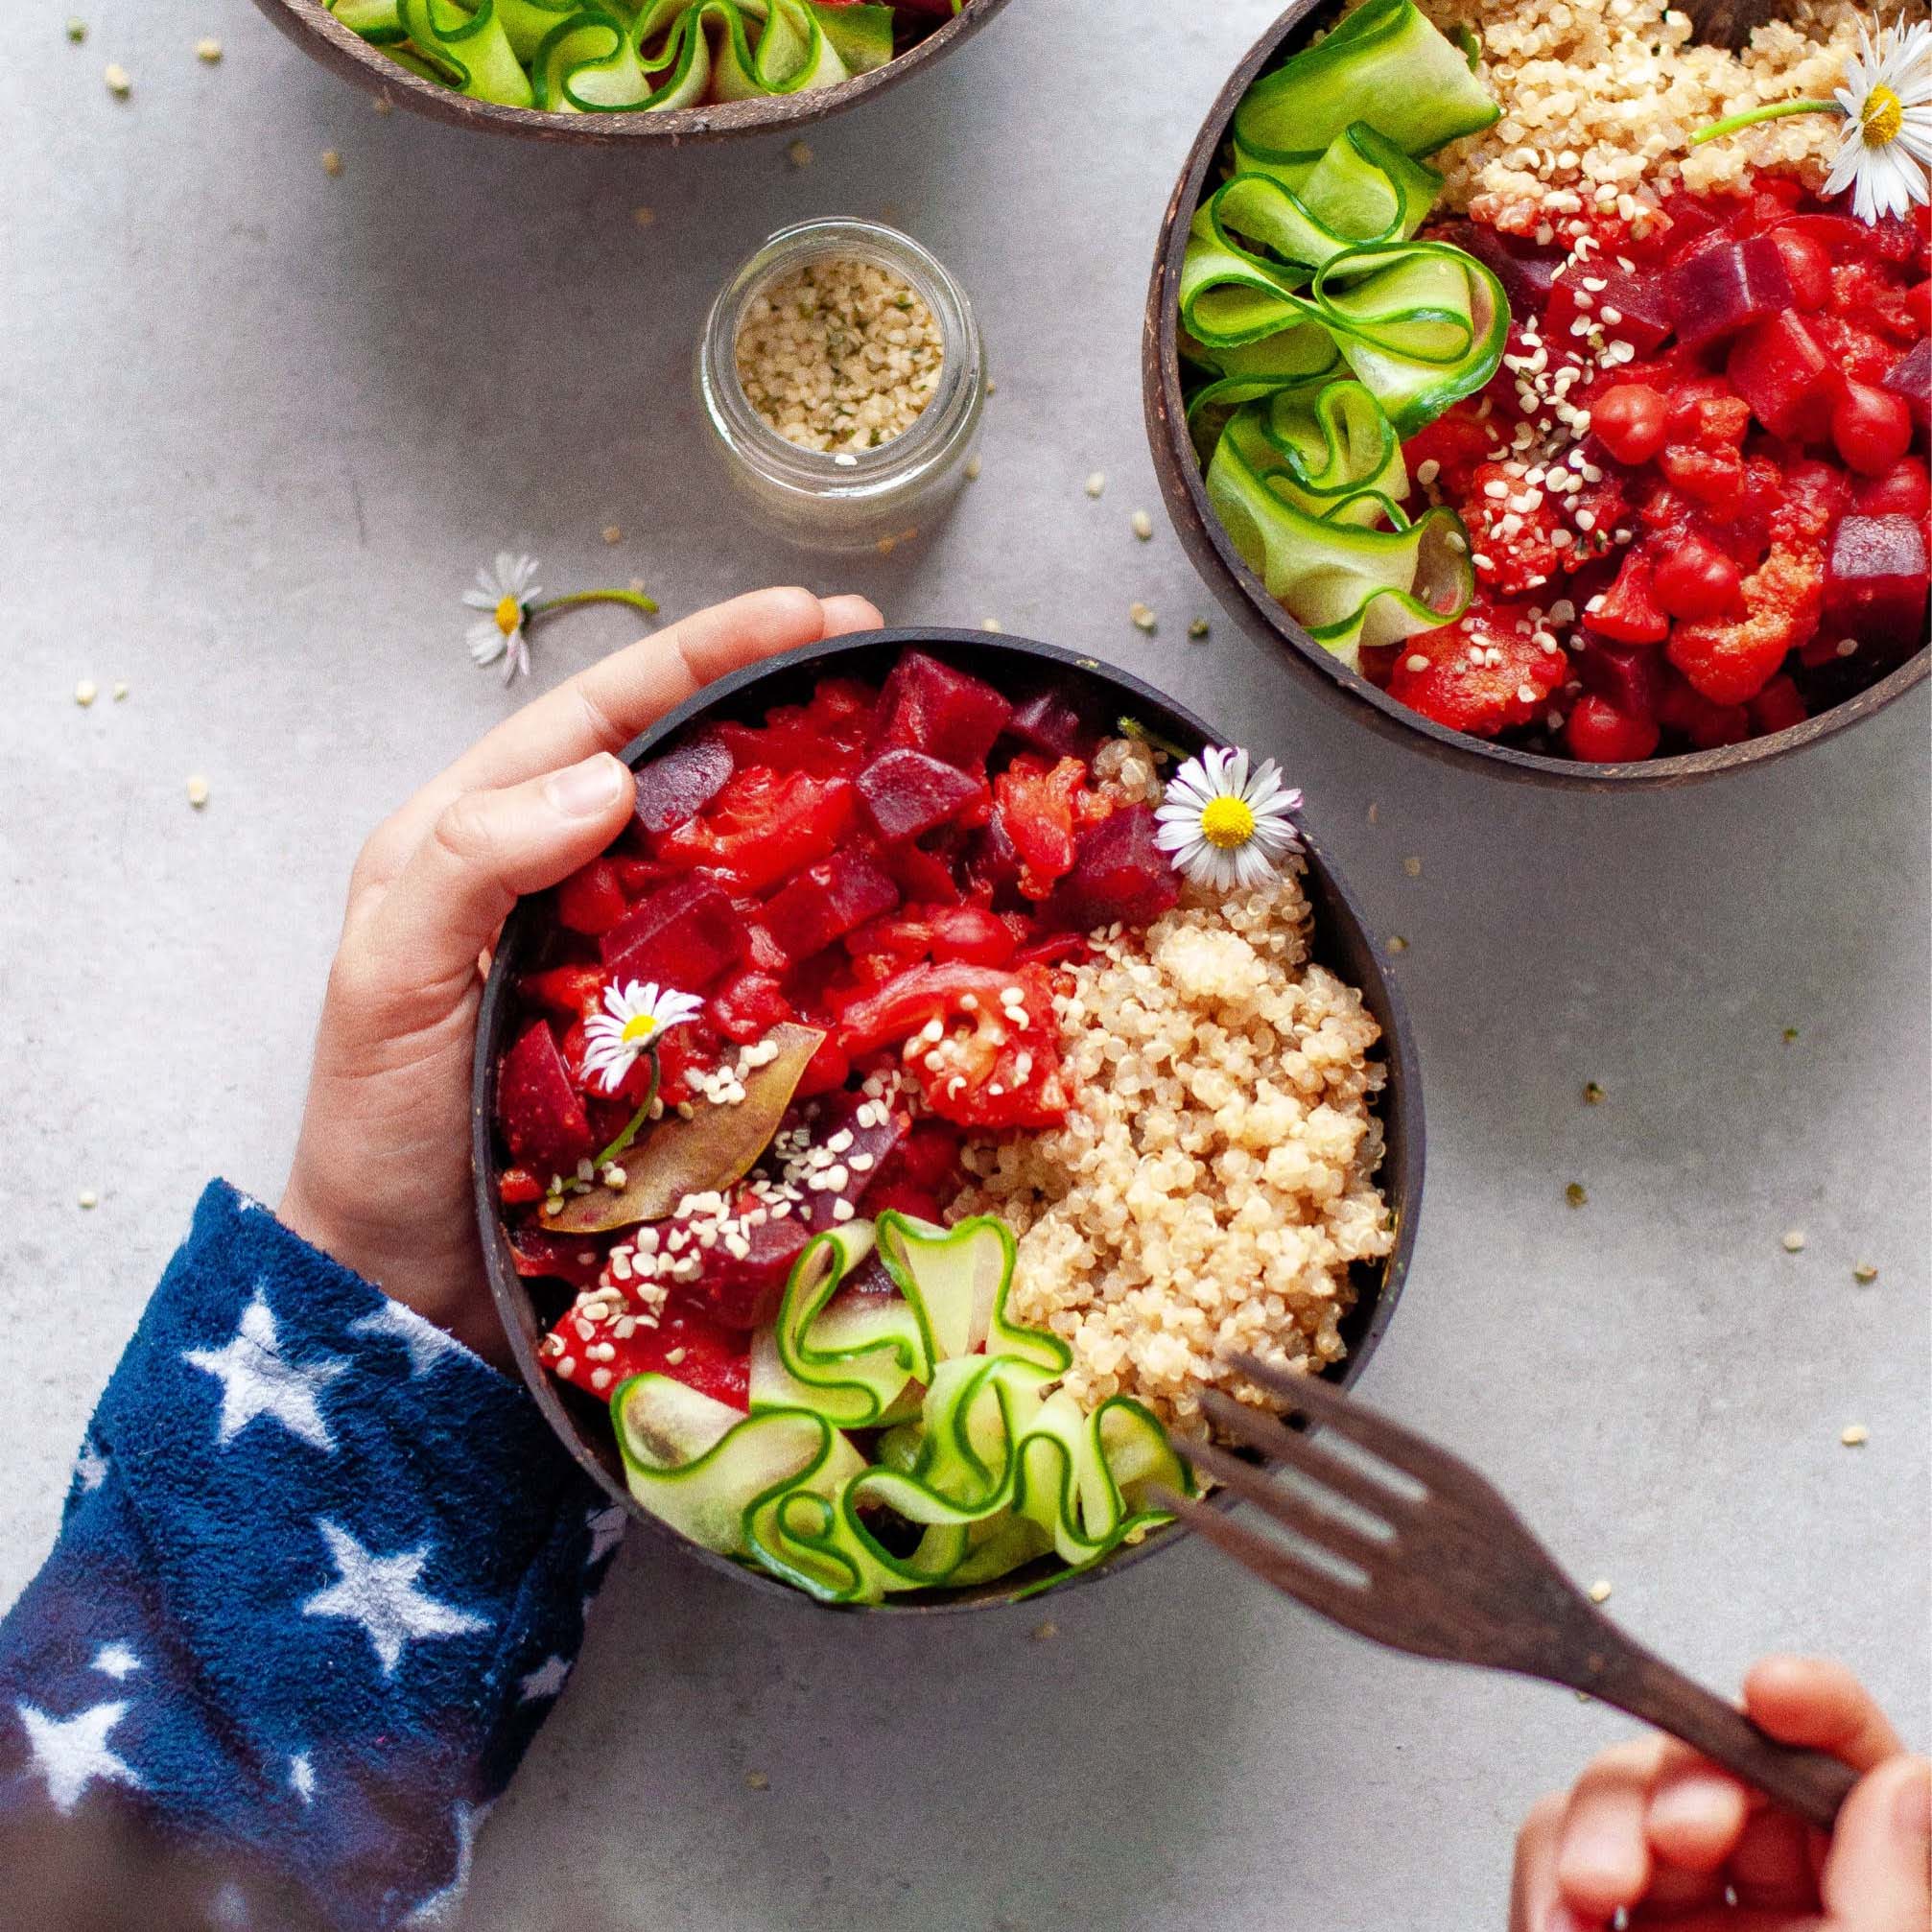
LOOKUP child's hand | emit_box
[1510,1657,1931,1931]
[278,587,882,1365]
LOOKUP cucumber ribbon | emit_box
[1178,0,1504,665]
[613,1212,1194,1604]
[327,0,899,111]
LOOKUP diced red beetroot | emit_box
[1750,673,1808,734]
[555,859,628,937]
[855,748,985,843]
[868,650,1013,771]
[795,1089,909,1230]
[1825,513,1931,648]
[506,1224,605,1290]
[880,836,965,907]
[497,1021,594,1172]
[964,811,1025,904]
[601,876,749,991]
[1578,636,1667,720]
[1728,313,1838,442]
[1043,804,1182,932]
[1666,237,1798,349]
[1548,264,1673,354]
[707,968,791,1045]
[1883,339,1932,435]
[1004,687,1097,761]
[1446,221,1565,319]
[632,737,734,836]
[763,850,901,962]
[688,1213,813,1331]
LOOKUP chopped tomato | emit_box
[498,1166,544,1207]
[708,969,793,1045]
[1386,600,1567,737]
[555,859,628,936]
[845,903,1021,970]
[1668,542,1825,704]
[715,676,875,777]
[546,1299,750,1410]
[654,766,858,895]
[522,962,609,1021]
[992,756,1089,899]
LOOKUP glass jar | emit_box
[696,217,985,554]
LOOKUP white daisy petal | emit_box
[1151,741,1303,896]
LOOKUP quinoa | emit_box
[954,742,1393,1432]
[735,255,943,455]
[1409,0,1897,237]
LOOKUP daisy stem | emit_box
[1117,715,1193,763]
[529,587,661,622]
[594,1050,662,1169]
[1689,98,1836,147]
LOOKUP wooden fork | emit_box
[1162,1355,1857,1830]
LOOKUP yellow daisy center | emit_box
[1199,795,1257,850]
[494,593,522,636]
[1862,84,1904,146]
[619,1013,659,1047]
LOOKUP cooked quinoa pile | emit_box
[954,741,1394,1433]
[1409,0,1903,236]
[735,254,944,455]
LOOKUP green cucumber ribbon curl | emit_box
[1178,0,1504,665]
[612,1213,1194,1604]
[327,0,901,111]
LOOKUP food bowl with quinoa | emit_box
[1145,0,1929,788]
[471,630,1422,1610]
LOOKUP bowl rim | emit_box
[250,0,1015,145]
[1141,0,1930,792]
[470,625,1426,1613]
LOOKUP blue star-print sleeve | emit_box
[0,1181,624,1930]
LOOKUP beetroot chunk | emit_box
[633,736,734,836]
[1883,339,1931,436]
[763,850,901,962]
[1043,804,1182,931]
[1548,263,1673,353]
[691,1213,813,1330]
[497,1021,594,1173]
[856,748,984,842]
[1004,687,1097,761]
[1666,237,1797,349]
[868,650,1013,771]
[1825,513,1931,649]
[601,875,749,991]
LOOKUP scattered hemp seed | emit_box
[1840,1424,1870,1448]
[1387,935,1409,954]
[372,94,393,114]
[1031,1619,1058,1641]
[1188,617,1211,640]
[1587,1579,1613,1604]
[321,149,343,177]
[1084,471,1106,499]
[196,36,223,63]
[186,774,211,809]
[631,204,655,226]
[1367,802,1379,824]
[984,377,997,396]
[104,62,131,97]
[1782,1229,1806,1253]
[1130,508,1154,541]
[113,682,130,700]
[786,137,813,168]
[601,524,623,546]
[1565,1182,1588,1209]
[74,680,98,708]
[981,619,1002,633]
[963,453,982,481]
[1129,602,1157,634]
[1402,856,1423,878]
[78,1190,100,1211]
[68,19,88,43]
[1781,1026,1800,1044]
[1583,1080,1605,1104]
[743,1770,770,1790]
[1853,1262,1879,1284]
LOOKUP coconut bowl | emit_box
[473,626,1425,1610]
[253,0,1014,146]
[1142,0,1929,792]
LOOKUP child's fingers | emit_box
[1508,1793,1567,1932]
[1555,1738,1667,1916]
[1818,1755,1932,1932]
[359,754,636,1011]
[1728,1804,1819,1910]
[1646,1764,1752,1872]
[1741,1656,1905,1771]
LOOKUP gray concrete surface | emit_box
[5,2,1928,1926]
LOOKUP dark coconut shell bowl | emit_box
[1142,0,1929,791]
[253,0,1014,146]
[471,628,1425,1611]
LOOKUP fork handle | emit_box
[1576,1634,1859,1831]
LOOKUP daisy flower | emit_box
[581,980,704,1096]
[1824,14,1932,224]
[464,552,541,684]
[1154,746,1303,893]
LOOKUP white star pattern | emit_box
[74,1442,109,1493]
[184,1291,347,1454]
[517,1655,571,1705]
[347,1299,464,1379]
[289,1753,316,1804]
[401,1800,487,1928]
[300,1520,489,1678]
[15,1699,144,1814]
[91,1643,141,1682]
[209,1880,250,1929]
[584,1505,625,1569]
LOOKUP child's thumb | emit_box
[1819,1754,1932,1931]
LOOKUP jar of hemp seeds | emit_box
[696,218,985,553]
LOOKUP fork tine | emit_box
[1197,1389,1425,1525]
[1178,1435,1395,1575]
[1152,1486,1380,1635]
[1228,1355,1487,1498]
